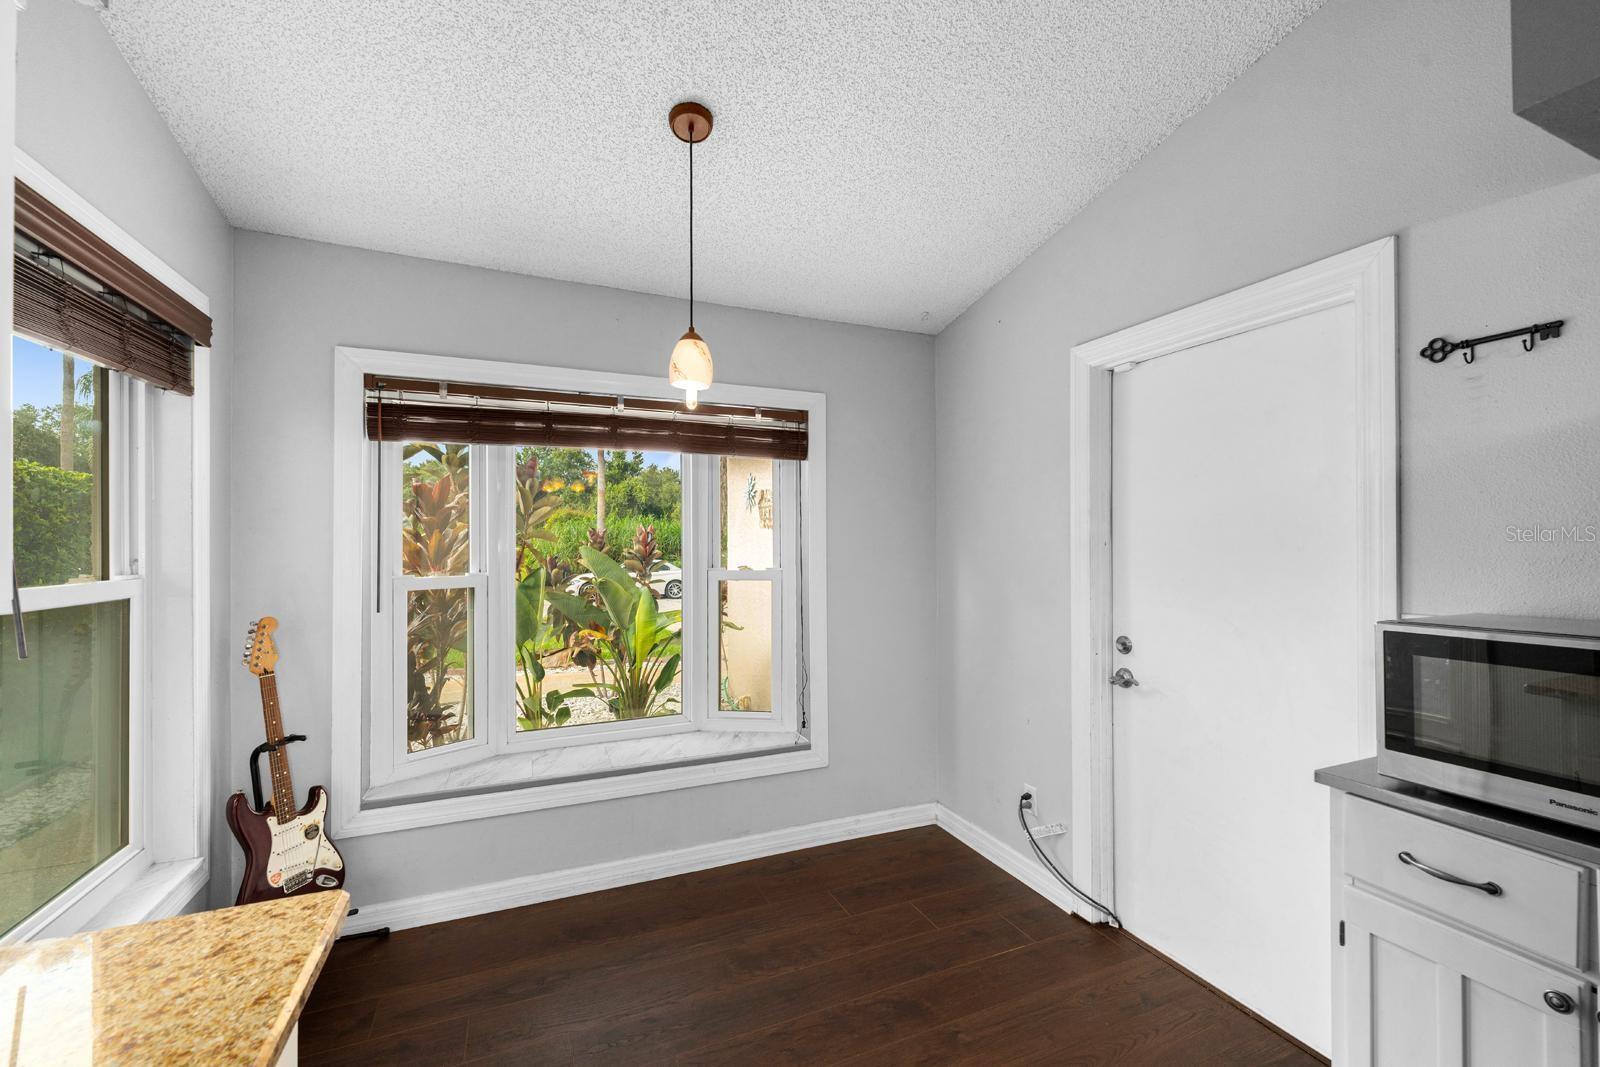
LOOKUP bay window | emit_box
[332,349,828,834]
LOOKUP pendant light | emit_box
[667,101,713,409]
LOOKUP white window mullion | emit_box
[486,445,514,754]
[779,459,801,733]
[130,381,150,578]
[106,375,131,577]
[681,454,711,728]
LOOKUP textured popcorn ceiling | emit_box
[101,1,1322,334]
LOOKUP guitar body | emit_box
[226,785,346,905]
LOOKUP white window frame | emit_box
[368,442,492,784]
[330,346,829,837]
[694,455,800,734]
[1,150,213,943]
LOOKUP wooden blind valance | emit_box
[13,179,211,395]
[365,375,809,461]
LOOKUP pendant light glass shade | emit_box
[669,326,713,410]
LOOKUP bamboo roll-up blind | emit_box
[364,375,809,461]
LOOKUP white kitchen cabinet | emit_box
[1340,885,1584,1065]
[1321,768,1600,1067]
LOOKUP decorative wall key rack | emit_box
[1419,320,1565,365]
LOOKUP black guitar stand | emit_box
[339,909,390,944]
[248,735,390,943]
[248,734,306,811]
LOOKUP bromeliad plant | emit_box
[544,546,681,720]
[513,566,572,730]
[623,523,661,592]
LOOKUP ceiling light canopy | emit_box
[667,101,713,410]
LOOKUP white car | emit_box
[567,561,682,600]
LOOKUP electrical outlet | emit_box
[1032,821,1069,839]
[1021,783,1038,811]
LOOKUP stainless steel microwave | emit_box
[1379,614,1600,832]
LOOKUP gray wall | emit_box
[16,0,236,909]
[933,0,1600,853]
[230,231,937,905]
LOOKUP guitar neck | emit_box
[258,673,298,822]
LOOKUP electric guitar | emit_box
[226,617,346,905]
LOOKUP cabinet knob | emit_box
[1544,990,1575,1015]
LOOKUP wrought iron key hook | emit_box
[1420,320,1565,365]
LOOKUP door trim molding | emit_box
[1067,237,1398,922]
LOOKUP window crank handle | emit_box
[1110,667,1139,689]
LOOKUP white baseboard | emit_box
[341,801,1103,936]
[933,804,1092,922]
[344,803,938,935]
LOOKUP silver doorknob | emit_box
[1110,667,1140,689]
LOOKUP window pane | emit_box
[405,586,475,751]
[12,335,109,588]
[719,579,774,713]
[721,457,774,570]
[0,600,129,935]
[513,447,683,730]
[401,443,470,576]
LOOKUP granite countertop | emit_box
[1317,757,1600,868]
[0,890,348,1066]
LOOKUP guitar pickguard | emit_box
[264,792,344,894]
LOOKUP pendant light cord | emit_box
[688,134,695,330]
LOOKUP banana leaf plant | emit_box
[514,566,572,730]
[543,546,681,720]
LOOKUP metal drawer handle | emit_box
[1397,851,1503,896]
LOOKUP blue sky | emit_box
[12,335,91,411]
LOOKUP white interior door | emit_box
[1110,301,1365,1053]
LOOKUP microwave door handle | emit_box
[1397,851,1503,896]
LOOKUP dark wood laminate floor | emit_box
[300,827,1324,1065]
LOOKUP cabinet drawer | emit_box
[1342,796,1586,969]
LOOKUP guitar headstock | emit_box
[243,617,280,676]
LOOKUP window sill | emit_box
[6,855,210,945]
[82,857,209,931]
[341,729,820,838]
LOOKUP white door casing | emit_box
[1066,238,1396,1049]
